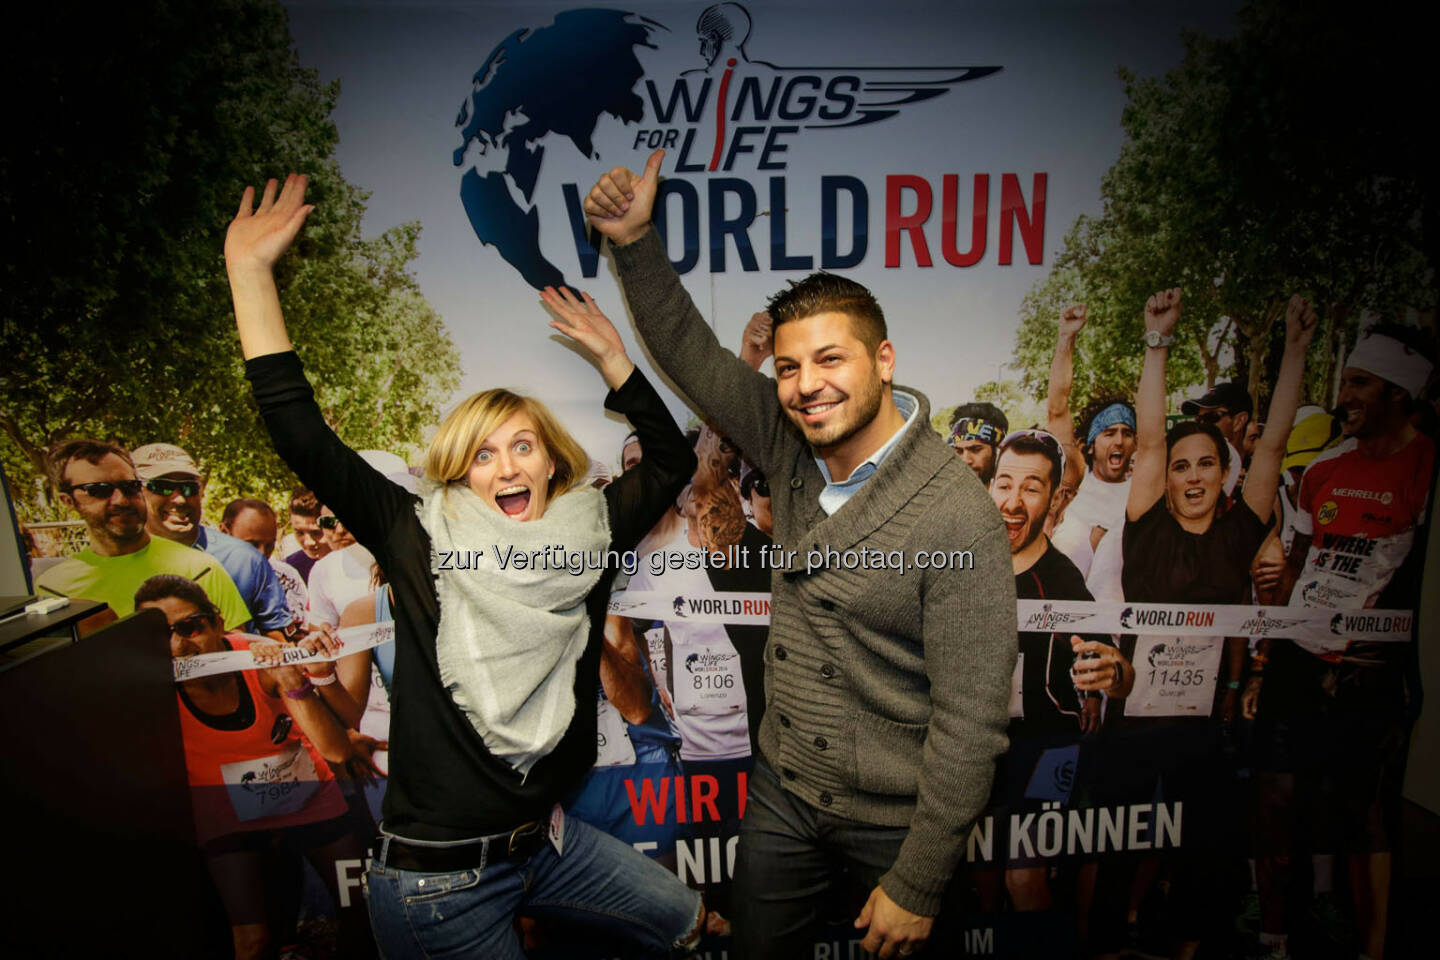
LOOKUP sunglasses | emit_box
[998,428,1068,477]
[1195,410,1229,425]
[318,515,342,531]
[169,614,213,639]
[66,480,144,499]
[746,476,770,498]
[145,478,201,498]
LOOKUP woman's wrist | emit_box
[601,356,637,391]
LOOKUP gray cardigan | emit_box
[613,229,1016,916]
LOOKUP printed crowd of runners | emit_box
[20,274,1436,959]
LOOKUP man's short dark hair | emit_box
[133,574,220,622]
[766,272,887,354]
[288,487,321,520]
[1001,433,1062,492]
[48,438,135,490]
[222,498,275,528]
[949,402,1009,436]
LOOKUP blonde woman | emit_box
[226,175,702,958]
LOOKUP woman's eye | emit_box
[475,450,492,463]
[516,441,532,454]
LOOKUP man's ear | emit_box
[875,340,896,386]
[57,490,76,512]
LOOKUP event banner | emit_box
[6,1,1435,958]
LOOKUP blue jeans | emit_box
[365,812,702,959]
[732,758,956,959]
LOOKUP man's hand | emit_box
[1241,675,1263,721]
[585,149,665,246]
[739,311,774,369]
[1251,533,1286,603]
[1070,636,1131,696]
[1058,303,1088,340]
[1284,294,1318,352]
[225,174,314,275]
[298,623,344,659]
[855,885,932,958]
[539,286,636,389]
[1144,288,1182,337]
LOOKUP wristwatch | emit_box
[1143,330,1174,348]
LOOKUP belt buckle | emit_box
[507,820,540,856]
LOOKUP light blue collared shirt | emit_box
[814,391,920,515]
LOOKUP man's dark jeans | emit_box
[733,757,961,959]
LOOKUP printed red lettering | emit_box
[885,175,933,267]
[625,777,671,825]
[691,775,721,822]
[999,172,1046,265]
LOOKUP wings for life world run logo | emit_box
[451,3,1044,291]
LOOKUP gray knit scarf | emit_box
[416,481,609,778]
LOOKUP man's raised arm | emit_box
[585,150,784,473]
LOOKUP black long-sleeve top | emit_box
[246,351,695,839]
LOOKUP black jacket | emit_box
[247,351,695,839]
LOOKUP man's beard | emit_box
[103,509,146,543]
[788,373,885,452]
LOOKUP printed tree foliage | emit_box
[1,0,459,521]
[1013,0,1434,424]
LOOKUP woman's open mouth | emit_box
[496,486,531,517]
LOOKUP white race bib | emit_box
[220,740,323,822]
[672,640,746,717]
[595,693,637,767]
[1124,636,1223,717]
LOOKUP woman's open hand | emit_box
[540,286,636,390]
[225,174,313,275]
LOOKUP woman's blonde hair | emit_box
[424,389,590,504]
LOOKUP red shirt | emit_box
[177,635,346,844]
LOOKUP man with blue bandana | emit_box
[1050,399,1137,579]
[1043,305,1139,583]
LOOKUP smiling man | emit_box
[133,442,292,640]
[586,151,1014,959]
[1249,323,1436,960]
[35,439,253,636]
[987,429,1130,912]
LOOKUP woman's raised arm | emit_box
[1127,288,1182,522]
[225,174,313,359]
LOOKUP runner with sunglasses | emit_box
[227,174,705,958]
[132,442,294,642]
[306,504,381,631]
[133,573,372,960]
[36,438,253,636]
